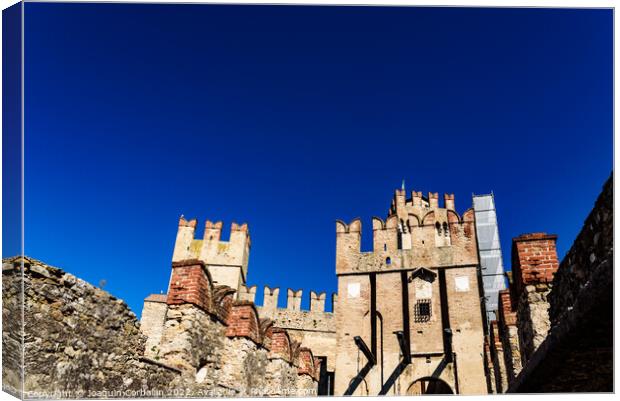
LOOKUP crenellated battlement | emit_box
[173,217,251,261]
[391,187,458,215]
[172,216,251,293]
[287,289,303,310]
[242,285,336,315]
[337,185,479,274]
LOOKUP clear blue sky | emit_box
[4,4,613,315]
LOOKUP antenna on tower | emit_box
[401,179,405,191]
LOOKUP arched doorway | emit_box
[406,377,454,395]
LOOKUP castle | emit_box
[2,178,611,398]
[140,186,492,395]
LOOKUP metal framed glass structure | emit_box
[472,193,507,327]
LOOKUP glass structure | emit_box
[472,193,507,327]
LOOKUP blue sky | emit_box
[4,4,612,315]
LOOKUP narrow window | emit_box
[435,221,441,235]
[443,222,449,237]
[384,243,387,251]
[386,257,391,265]
[414,299,432,323]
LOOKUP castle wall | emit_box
[2,257,181,399]
[259,308,337,372]
[483,338,497,394]
[333,273,371,396]
[157,304,227,374]
[497,289,521,383]
[139,253,321,397]
[507,175,613,393]
[489,321,507,393]
[511,233,559,366]
[208,265,243,293]
[445,266,487,394]
[140,295,169,357]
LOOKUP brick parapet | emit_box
[269,327,292,363]
[167,259,213,313]
[496,289,522,387]
[297,347,318,381]
[498,289,516,327]
[225,301,263,347]
[511,233,559,299]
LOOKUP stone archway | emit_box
[406,377,454,395]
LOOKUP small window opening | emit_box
[414,299,432,323]
[384,244,387,251]
[435,221,441,234]
[443,222,449,237]
[386,257,391,265]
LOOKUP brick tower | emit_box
[333,186,487,395]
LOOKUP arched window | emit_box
[443,222,449,237]
[386,257,391,265]
[435,221,441,235]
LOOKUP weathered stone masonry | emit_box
[141,256,321,397]
[2,254,321,398]
[2,257,182,399]
[486,174,613,393]
[497,289,521,383]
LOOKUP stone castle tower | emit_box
[171,218,250,294]
[334,188,487,395]
[141,185,490,396]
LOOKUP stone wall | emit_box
[510,233,559,365]
[548,175,613,327]
[489,321,507,393]
[485,176,613,394]
[2,257,24,398]
[139,257,321,397]
[140,294,168,357]
[2,255,320,398]
[497,289,521,383]
[255,287,337,372]
[2,256,181,399]
[482,338,496,394]
[507,174,613,393]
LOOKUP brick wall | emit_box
[511,233,559,297]
[167,259,212,313]
[511,233,559,366]
[497,289,521,385]
[226,301,262,346]
[270,328,292,362]
[297,348,318,380]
